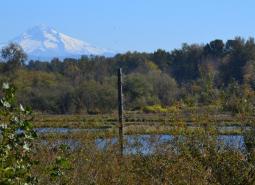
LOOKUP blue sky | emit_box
[0,0,255,52]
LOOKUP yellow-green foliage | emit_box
[143,104,167,113]
[167,104,182,113]
[14,69,61,88]
[143,103,183,114]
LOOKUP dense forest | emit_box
[1,37,255,114]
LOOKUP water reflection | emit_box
[36,127,252,155]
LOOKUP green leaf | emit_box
[23,142,30,151]
[2,83,9,90]
[3,167,15,177]
[2,101,11,108]
[20,104,25,112]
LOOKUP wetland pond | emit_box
[36,126,252,155]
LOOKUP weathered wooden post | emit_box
[118,68,124,156]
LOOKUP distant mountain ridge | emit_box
[2,25,115,60]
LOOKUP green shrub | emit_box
[143,104,167,113]
[0,83,37,184]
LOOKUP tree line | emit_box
[0,37,255,114]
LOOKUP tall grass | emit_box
[31,127,255,185]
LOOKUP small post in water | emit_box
[118,68,124,156]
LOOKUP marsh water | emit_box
[35,125,252,134]
[37,126,252,154]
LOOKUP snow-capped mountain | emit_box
[4,25,115,60]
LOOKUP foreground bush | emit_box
[0,83,37,184]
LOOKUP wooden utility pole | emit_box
[118,68,124,156]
